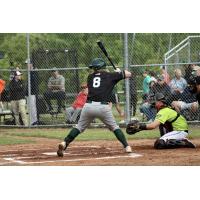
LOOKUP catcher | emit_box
[126,92,195,149]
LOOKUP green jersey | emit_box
[142,75,151,94]
[155,107,188,131]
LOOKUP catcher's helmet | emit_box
[89,58,106,70]
[155,93,167,111]
[155,92,166,101]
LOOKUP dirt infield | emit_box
[0,137,200,166]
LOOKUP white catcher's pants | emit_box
[160,131,188,142]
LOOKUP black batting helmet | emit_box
[89,58,106,70]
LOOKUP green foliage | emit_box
[0,33,199,93]
[0,135,35,145]
[0,33,199,70]
[1,127,200,142]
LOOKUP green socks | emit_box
[64,128,128,149]
[113,129,129,148]
[64,128,80,147]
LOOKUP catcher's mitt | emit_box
[126,120,146,135]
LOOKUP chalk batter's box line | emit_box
[0,145,103,153]
[1,150,131,164]
[3,153,143,165]
[0,145,142,165]
[0,145,104,155]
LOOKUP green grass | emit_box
[0,135,35,145]
[0,127,199,144]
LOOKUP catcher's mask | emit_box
[89,58,106,70]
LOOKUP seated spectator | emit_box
[184,64,195,83]
[142,70,151,100]
[140,98,156,123]
[44,67,66,113]
[160,66,170,84]
[172,101,198,114]
[140,75,172,122]
[0,76,5,98]
[0,76,6,111]
[65,83,88,124]
[140,80,157,123]
[172,66,199,118]
[171,82,199,118]
[149,71,157,83]
[169,68,187,100]
[192,66,200,106]
[152,75,172,104]
[9,71,28,126]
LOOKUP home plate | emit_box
[128,153,143,158]
[43,152,66,156]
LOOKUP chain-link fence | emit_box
[0,33,199,127]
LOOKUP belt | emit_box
[86,100,109,105]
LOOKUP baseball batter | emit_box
[126,93,196,149]
[57,58,132,157]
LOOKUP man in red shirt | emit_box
[0,78,6,111]
[66,83,88,124]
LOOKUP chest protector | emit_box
[159,107,180,136]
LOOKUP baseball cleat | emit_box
[182,139,196,148]
[125,145,132,153]
[57,142,66,157]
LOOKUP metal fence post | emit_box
[26,33,31,128]
[123,33,130,123]
[188,38,191,63]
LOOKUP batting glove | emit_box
[114,68,121,73]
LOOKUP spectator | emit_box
[27,62,39,125]
[9,71,28,126]
[171,86,198,114]
[66,83,88,124]
[160,66,170,84]
[149,71,157,83]
[142,70,151,100]
[44,67,66,113]
[139,80,157,123]
[172,101,198,115]
[184,64,195,83]
[152,75,172,103]
[140,75,172,122]
[169,68,187,100]
[191,65,200,105]
[171,65,200,120]
[0,76,5,98]
[129,75,137,117]
[9,63,20,81]
[0,76,6,111]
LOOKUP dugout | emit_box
[31,49,80,124]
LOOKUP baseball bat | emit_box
[97,40,117,70]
